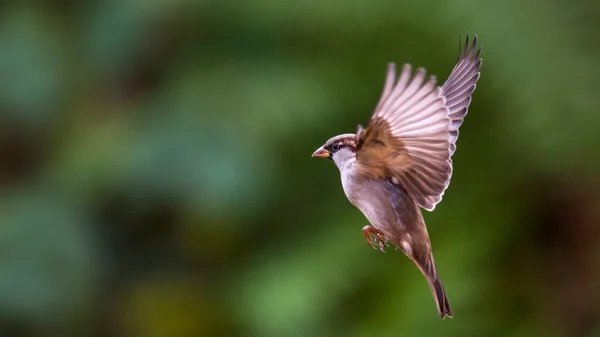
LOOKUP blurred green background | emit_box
[1,1,599,336]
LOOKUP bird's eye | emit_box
[330,143,340,152]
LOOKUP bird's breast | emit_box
[340,169,389,228]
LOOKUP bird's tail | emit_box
[427,275,453,319]
[414,256,453,319]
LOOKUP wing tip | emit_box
[386,62,397,77]
[461,33,482,61]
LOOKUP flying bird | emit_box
[312,35,482,319]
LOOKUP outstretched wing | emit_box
[356,36,482,211]
[356,64,451,211]
[441,35,482,155]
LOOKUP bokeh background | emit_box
[1,1,599,336]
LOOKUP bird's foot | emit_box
[362,225,389,252]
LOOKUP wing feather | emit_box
[357,65,450,210]
[356,35,482,211]
[441,35,483,154]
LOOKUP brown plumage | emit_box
[312,35,482,319]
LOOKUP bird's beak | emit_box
[312,146,330,159]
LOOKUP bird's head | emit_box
[312,133,357,170]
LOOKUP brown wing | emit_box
[356,36,482,211]
[356,64,451,211]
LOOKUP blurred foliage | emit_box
[0,0,599,337]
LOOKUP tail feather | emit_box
[429,277,453,319]
[415,257,453,319]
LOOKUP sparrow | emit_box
[312,35,482,319]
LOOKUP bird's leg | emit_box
[362,225,389,252]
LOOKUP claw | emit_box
[362,226,376,249]
[362,225,389,253]
[379,239,386,253]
